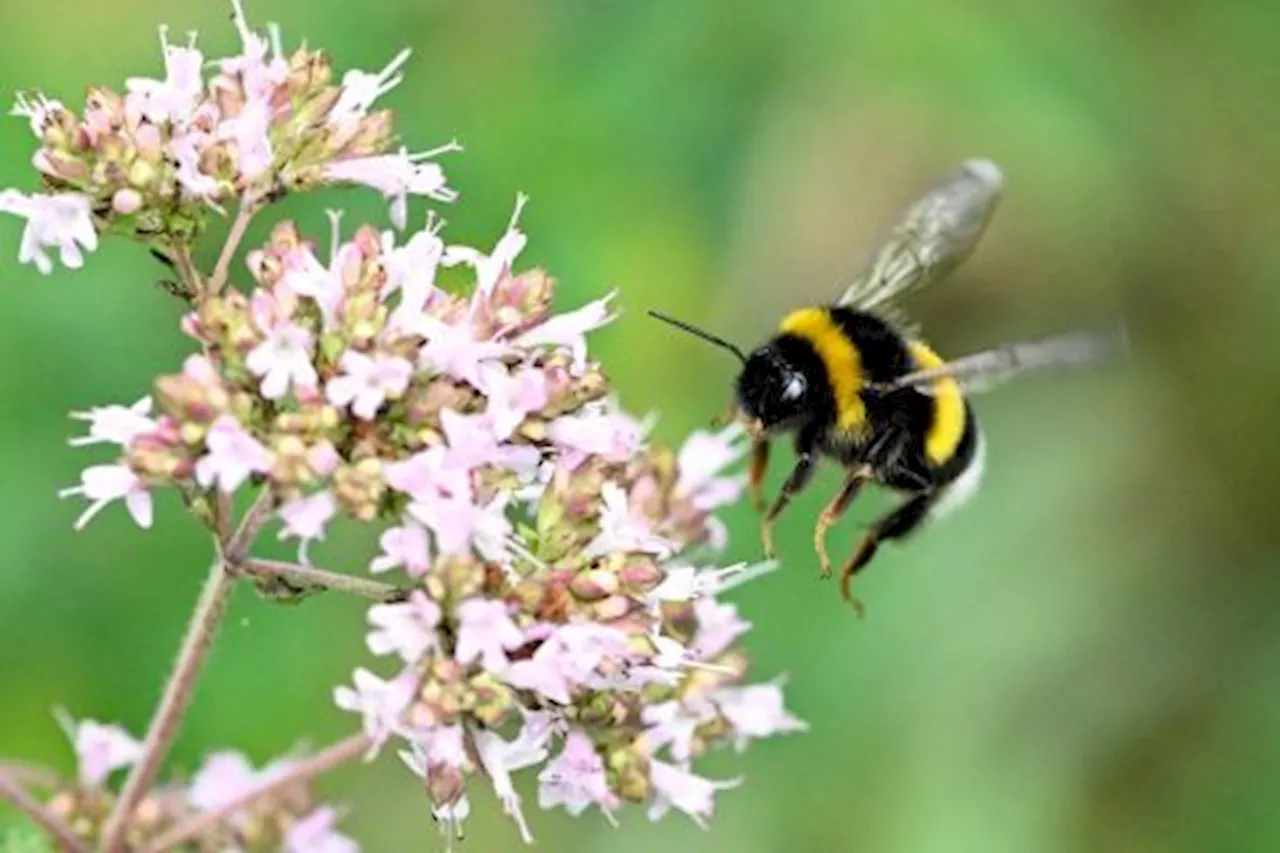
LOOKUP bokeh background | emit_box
[2,0,1279,851]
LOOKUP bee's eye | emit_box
[781,374,806,401]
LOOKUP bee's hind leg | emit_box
[814,467,871,579]
[841,489,936,614]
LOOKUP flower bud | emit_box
[331,458,385,521]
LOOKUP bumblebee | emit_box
[651,159,1125,614]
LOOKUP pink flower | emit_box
[416,314,511,388]
[643,698,714,763]
[440,409,540,474]
[281,248,344,329]
[647,760,741,828]
[285,807,359,853]
[308,441,342,477]
[171,131,221,201]
[443,194,528,298]
[59,464,153,530]
[689,598,750,661]
[329,48,412,126]
[649,560,778,602]
[326,350,413,420]
[370,520,431,576]
[408,493,511,561]
[584,482,673,558]
[277,490,337,563]
[333,667,417,756]
[220,94,274,181]
[246,321,317,399]
[714,684,808,751]
[675,423,747,511]
[546,409,644,463]
[383,227,446,335]
[515,291,616,373]
[383,447,464,501]
[194,415,271,493]
[453,598,524,671]
[10,91,65,137]
[324,145,459,230]
[477,364,548,439]
[471,725,550,843]
[188,751,258,812]
[68,397,156,447]
[124,26,205,124]
[0,190,98,274]
[56,713,142,787]
[398,724,467,773]
[188,750,294,813]
[503,623,632,703]
[538,729,619,819]
[366,591,440,662]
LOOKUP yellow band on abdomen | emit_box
[907,340,967,465]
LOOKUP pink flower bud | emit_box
[112,188,143,215]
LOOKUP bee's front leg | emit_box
[760,429,820,559]
[748,438,770,512]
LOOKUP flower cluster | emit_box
[1,0,454,275]
[1,1,808,849]
[45,713,356,852]
[64,192,804,841]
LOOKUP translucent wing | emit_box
[877,325,1129,396]
[837,159,1004,313]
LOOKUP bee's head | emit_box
[647,310,811,436]
[735,343,811,434]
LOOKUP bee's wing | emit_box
[836,159,1004,313]
[878,326,1129,396]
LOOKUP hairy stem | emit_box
[237,558,404,601]
[140,733,372,852]
[0,761,61,790]
[0,772,89,853]
[171,244,203,300]
[226,488,277,562]
[96,558,234,853]
[206,202,257,298]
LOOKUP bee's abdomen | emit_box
[904,340,970,469]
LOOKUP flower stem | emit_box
[206,202,257,298]
[139,733,372,852]
[237,558,405,601]
[96,559,234,853]
[172,244,203,300]
[225,488,276,561]
[0,760,61,790]
[0,772,89,853]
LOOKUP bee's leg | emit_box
[760,450,816,559]
[710,399,737,429]
[814,467,871,579]
[840,490,937,613]
[748,439,770,512]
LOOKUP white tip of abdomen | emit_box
[932,430,986,519]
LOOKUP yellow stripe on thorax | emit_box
[779,308,866,429]
[907,340,967,465]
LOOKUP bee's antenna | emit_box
[647,310,748,364]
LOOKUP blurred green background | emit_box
[3,0,1280,851]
